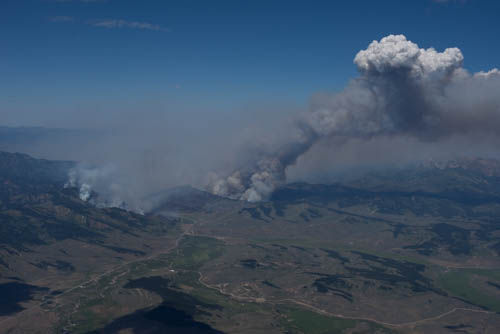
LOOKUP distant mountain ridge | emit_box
[2,149,500,212]
[422,157,500,177]
[0,151,74,187]
[345,157,500,197]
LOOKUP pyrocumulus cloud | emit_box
[207,34,500,202]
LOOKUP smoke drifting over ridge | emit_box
[208,34,500,202]
[48,34,500,209]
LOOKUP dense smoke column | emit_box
[208,34,500,202]
[207,124,318,202]
[308,34,465,140]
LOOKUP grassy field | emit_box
[282,308,394,334]
[168,235,225,270]
[284,309,357,334]
[438,268,500,312]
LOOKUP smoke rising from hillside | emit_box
[208,35,500,201]
[7,34,500,209]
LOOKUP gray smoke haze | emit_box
[5,34,500,209]
[208,34,500,201]
[3,101,301,211]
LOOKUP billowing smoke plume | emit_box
[208,34,500,201]
[65,164,142,211]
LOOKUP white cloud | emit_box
[353,34,463,79]
[86,19,170,32]
[49,16,170,33]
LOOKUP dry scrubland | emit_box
[1,152,500,333]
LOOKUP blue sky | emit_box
[2,0,500,127]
